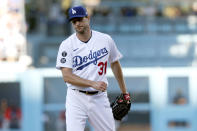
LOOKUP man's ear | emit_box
[87,16,91,21]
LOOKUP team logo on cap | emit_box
[72,9,76,14]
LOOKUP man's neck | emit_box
[76,29,91,43]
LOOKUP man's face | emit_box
[71,17,90,34]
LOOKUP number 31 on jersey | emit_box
[98,61,107,75]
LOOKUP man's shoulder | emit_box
[60,33,76,46]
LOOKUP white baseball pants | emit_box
[65,88,115,131]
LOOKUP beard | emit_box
[75,26,87,34]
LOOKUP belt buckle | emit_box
[85,91,88,95]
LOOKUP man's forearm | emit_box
[61,67,107,91]
[111,61,127,94]
[62,72,94,88]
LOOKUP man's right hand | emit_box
[92,81,107,91]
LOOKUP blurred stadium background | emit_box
[1,0,197,131]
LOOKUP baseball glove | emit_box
[111,93,131,120]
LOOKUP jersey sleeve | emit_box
[56,41,73,70]
[108,36,123,63]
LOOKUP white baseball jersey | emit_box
[56,30,122,91]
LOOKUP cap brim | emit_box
[69,15,87,21]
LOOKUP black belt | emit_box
[72,89,99,95]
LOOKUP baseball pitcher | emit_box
[56,6,131,131]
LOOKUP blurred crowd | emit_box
[24,1,197,34]
[2,0,197,62]
[0,0,26,62]
[25,1,70,35]
[92,3,197,18]
[0,99,21,129]
[43,110,66,131]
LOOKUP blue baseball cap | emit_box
[68,6,88,21]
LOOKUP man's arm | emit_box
[61,67,107,91]
[110,61,127,94]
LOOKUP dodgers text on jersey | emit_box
[73,47,108,71]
